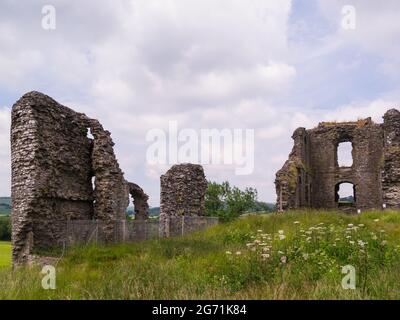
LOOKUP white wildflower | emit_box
[261,253,270,260]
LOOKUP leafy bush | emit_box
[0,216,11,241]
[205,181,258,221]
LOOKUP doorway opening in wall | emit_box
[336,141,353,167]
[335,182,356,207]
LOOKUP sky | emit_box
[1,0,400,206]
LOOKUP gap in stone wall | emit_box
[336,182,356,206]
[336,141,353,167]
[87,127,94,139]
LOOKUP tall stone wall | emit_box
[88,119,130,240]
[159,164,207,236]
[275,128,310,211]
[382,109,400,208]
[276,111,400,212]
[11,91,140,265]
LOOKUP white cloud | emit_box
[1,0,400,207]
[0,108,11,197]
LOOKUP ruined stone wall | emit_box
[159,164,207,236]
[11,92,94,264]
[275,128,310,211]
[128,182,149,220]
[275,112,398,212]
[382,109,400,208]
[307,118,383,210]
[88,119,130,241]
[11,92,135,265]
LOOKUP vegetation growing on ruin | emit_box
[320,118,373,127]
[280,157,305,191]
[2,210,400,299]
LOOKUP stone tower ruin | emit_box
[275,109,400,212]
[11,91,149,265]
[159,164,207,236]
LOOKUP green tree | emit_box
[205,181,258,221]
[0,216,11,241]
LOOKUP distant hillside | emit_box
[149,207,160,216]
[127,206,160,217]
[1,198,159,217]
[339,196,354,203]
[0,197,11,216]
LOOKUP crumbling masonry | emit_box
[159,164,207,236]
[11,91,149,265]
[275,110,400,212]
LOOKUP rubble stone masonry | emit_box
[11,92,146,266]
[276,110,400,212]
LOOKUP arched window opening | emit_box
[335,182,356,207]
[336,141,353,167]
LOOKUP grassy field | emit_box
[1,209,400,299]
[0,241,11,269]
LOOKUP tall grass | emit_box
[1,209,400,299]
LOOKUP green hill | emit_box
[126,206,160,217]
[0,197,11,216]
[1,209,400,299]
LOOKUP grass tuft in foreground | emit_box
[1,210,400,299]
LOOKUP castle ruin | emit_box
[159,164,207,236]
[275,110,400,212]
[11,91,149,265]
